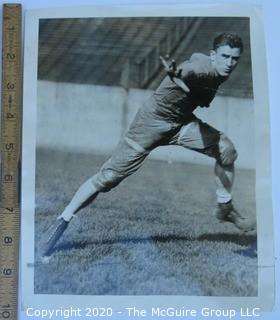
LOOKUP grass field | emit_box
[34,148,257,296]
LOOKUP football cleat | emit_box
[40,217,69,257]
[216,201,255,232]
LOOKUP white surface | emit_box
[0,1,279,320]
[21,1,275,317]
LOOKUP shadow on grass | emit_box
[54,233,256,254]
[198,233,256,246]
[234,240,257,258]
[55,234,194,252]
[198,233,257,258]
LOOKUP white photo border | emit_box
[21,3,274,312]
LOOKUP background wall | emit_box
[37,80,255,169]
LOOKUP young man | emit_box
[41,33,255,257]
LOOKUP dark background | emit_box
[38,17,252,97]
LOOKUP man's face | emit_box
[210,45,241,77]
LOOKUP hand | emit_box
[159,55,190,93]
[159,56,182,79]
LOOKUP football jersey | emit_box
[149,53,226,123]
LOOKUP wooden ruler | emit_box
[0,4,22,320]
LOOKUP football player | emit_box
[41,33,255,257]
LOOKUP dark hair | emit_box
[213,33,243,53]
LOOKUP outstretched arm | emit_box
[159,56,190,93]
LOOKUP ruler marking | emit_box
[0,4,22,320]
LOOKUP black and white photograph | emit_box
[21,3,274,311]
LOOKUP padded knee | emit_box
[92,167,124,192]
[218,135,238,165]
[100,168,124,191]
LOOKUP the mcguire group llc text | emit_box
[25,306,261,319]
